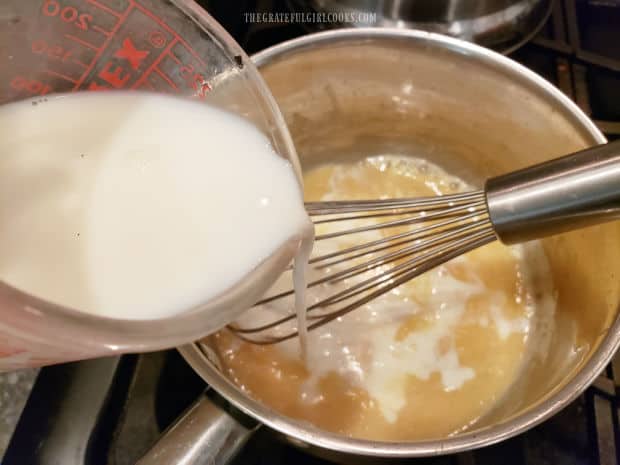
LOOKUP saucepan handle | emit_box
[136,389,259,465]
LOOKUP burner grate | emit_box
[525,0,620,136]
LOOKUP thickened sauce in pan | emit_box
[209,155,556,440]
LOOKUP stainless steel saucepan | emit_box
[138,29,620,464]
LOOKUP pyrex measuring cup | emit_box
[0,0,301,369]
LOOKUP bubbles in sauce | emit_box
[209,155,556,440]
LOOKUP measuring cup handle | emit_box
[136,389,259,465]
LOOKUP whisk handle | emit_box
[485,139,620,244]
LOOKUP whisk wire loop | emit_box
[229,190,497,344]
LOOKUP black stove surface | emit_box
[5,1,620,464]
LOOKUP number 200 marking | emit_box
[42,0,92,31]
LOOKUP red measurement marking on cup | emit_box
[5,0,121,95]
[41,0,94,32]
[71,2,134,88]
[64,33,100,51]
[10,76,53,96]
[32,39,74,63]
[153,67,177,90]
[73,59,90,69]
[114,38,149,70]
[167,52,181,65]
[148,31,167,49]
[85,0,123,18]
[91,25,112,37]
[130,2,208,69]
[71,0,213,96]
[43,69,78,84]
[7,0,213,99]
[131,37,178,88]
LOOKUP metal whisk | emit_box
[230,140,620,344]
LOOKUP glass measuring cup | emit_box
[0,0,301,369]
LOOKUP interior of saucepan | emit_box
[195,31,620,453]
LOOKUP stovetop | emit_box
[4,1,620,464]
